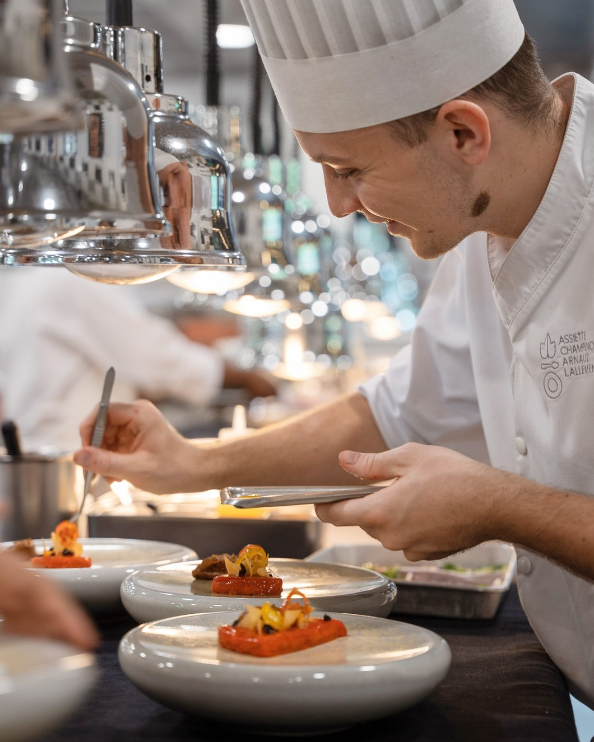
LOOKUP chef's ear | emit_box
[433,99,491,166]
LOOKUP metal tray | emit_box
[220,485,383,508]
[306,542,516,620]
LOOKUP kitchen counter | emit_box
[37,584,578,742]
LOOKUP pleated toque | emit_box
[240,0,525,133]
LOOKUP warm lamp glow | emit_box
[168,270,255,295]
[341,298,387,322]
[272,333,326,381]
[223,294,290,318]
[366,315,402,341]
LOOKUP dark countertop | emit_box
[38,585,578,742]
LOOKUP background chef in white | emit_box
[73,0,594,706]
[0,267,275,450]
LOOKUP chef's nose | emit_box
[322,166,361,218]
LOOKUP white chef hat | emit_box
[240,0,525,133]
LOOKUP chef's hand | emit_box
[74,400,198,493]
[0,552,98,650]
[316,443,505,560]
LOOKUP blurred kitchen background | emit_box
[2,0,593,446]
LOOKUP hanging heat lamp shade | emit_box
[0,0,83,134]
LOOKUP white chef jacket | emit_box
[0,268,224,450]
[361,72,594,706]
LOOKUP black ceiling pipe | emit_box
[271,89,281,156]
[251,44,262,155]
[107,0,133,27]
[205,0,220,107]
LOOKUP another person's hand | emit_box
[0,552,98,650]
[223,364,277,399]
[75,400,198,493]
[316,443,508,561]
[242,369,277,399]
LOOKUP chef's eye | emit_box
[335,169,356,181]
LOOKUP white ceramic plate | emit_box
[3,538,197,614]
[0,633,96,742]
[119,611,451,734]
[121,558,397,623]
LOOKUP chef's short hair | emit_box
[388,34,559,146]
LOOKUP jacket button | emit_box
[515,436,528,455]
[517,556,532,575]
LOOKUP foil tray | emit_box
[307,542,516,620]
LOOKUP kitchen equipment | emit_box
[220,484,384,508]
[77,1,246,286]
[88,508,322,559]
[15,537,197,614]
[0,0,82,134]
[0,451,79,541]
[119,611,451,734]
[0,633,96,742]
[72,366,114,522]
[307,542,517,620]
[120,558,397,624]
[1,419,22,456]
[0,12,170,271]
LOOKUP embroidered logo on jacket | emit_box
[540,331,594,399]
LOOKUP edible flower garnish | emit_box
[233,588,314,635]
[224,544,270,578]
[44,520,83,557]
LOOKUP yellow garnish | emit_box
[235,589,313,635]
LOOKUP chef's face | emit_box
[294,123,481,260]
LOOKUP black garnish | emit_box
[62,549,74,557]
[323,614,332,621]
[262,624,277,634]
[232,619,240,627]
[239,563,247,576]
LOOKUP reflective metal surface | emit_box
[103,25,164,94]
[0,452,79,541]
[0,16,168,262]
[195,106,293,275]
[78,24,246,284]
[0,0,82,133]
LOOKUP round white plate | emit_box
[5,538,197,614]
[119,611,450,733]
[0,633,96,742]
[121,558,397,623]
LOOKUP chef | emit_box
[74,0,594,706]
[0,267,275,450]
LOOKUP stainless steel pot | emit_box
[0,452,80,541]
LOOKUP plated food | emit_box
[192,544,282,596]
[219,588,347,657]
[119,610,451,733]
[30,521,91,569]
[121,558,397,623]
[0,538,198,614]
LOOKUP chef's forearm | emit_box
[195,391,387,489]
[490,474,594,582]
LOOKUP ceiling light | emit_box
[216,24,255,49]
